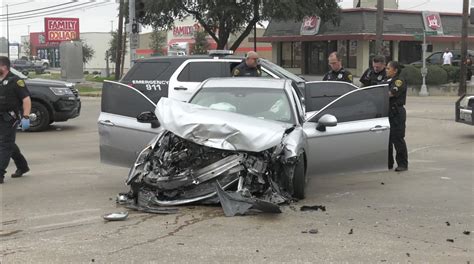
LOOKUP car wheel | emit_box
[292,154,306,199]
[28,102,50,132]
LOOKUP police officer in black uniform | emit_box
[322,52,353,83]
[232,51,262,77]
[383,61,408,172]
[359,55,387,87]
[0,56,31,184]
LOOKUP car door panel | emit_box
[168,60,226,102]
[304,81,359,112]
[304,118,390,175]
[99,81,157,167]
[303,85,390,176]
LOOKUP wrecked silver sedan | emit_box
[99,78,391,216]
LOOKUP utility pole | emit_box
[115,0,124,80]
[419,30,429,96]
[253,0,258,52]
[459,0,469,96]
[129,0,137,67]
[6,4,10,58]
[375,0,384,56]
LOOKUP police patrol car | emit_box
[120,50,307,103]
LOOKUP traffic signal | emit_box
[135,0,146,19]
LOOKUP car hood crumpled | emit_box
[155,98,293,152]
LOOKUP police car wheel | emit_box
[28,101,50,132]
[292,154,306,200]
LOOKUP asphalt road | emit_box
[1,96,473,263]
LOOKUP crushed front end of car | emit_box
[118,98,304,216]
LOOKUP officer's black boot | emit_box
[0,175,4,184]
[11,167,29,178]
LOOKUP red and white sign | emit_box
[44,17,80,42]
[173,23,201,37]
[300,16,321,35]
[422,12,444,35]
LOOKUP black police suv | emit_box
[11,67,81,132]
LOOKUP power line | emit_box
[0,0,32,8]
[1,2,113,22]
[405,0,431,10]
[0,1,77,17]
[7,1,114,27]
[3,2,95,19]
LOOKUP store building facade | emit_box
[257,8,474,76]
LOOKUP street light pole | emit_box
[419,30,429,96]
[6,4,10,58]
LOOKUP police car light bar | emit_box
[208,50,234,56]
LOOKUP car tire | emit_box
[292,154,306,199]
[28,101,50,132]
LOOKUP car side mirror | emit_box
[137,111,160,128]
[316,114,337,132]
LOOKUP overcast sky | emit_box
[0,0,470,43]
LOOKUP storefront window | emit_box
[280,42,301,68]
[337,40,357,69]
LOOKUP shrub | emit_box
[83,71,89,74]
[400,64,422,85]
[92,71,100,75]
[426,65,448,85]
[441,65,460,83]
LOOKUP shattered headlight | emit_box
[135,145,153,166]
[126,145,153,184]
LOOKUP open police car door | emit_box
[302,83,390,175]
[98,81,158,167]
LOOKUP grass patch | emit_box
[76,85,101,96]
[85,75,115,83]
[28,72,61,80]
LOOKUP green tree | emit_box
[108,30,127,63]
[137,0,340,51]
[82,41,95,64]
[149,28,167,55]
[191,30,210,55]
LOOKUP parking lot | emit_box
[1,96,472,263]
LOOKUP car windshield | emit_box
[10,67,28,79]
[190,87,294,124]
[260,59,305,83]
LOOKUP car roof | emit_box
[202,77,287,89]
[136,55,245,63]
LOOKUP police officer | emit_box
[232,51,262,77]
[383,61,408,172]
[322,52,353,83]
[0,56,31,184]
[359,55,387,87]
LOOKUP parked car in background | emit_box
[455,94,473,125]
[12,59,45,75]
[11,67,81,131]
[410,50,474,67]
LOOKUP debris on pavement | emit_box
[445,221,451,226]
[348,228,354,235]
[446,239,454,243]
[463,231,471,235]
[103,211,129,221]
[300,205,326,212]
[301,229,318,234]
